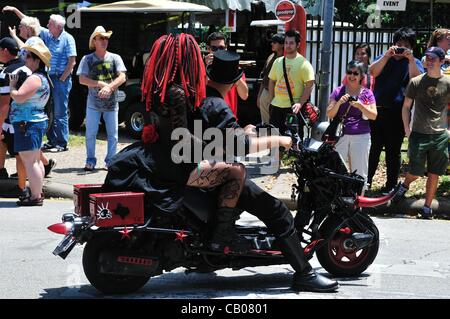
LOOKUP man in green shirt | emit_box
[397,47,450,219]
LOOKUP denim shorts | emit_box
[13,120,48,153]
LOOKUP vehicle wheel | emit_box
[316,213,379,277]
[82,234,151,294]
[125,102,145,139]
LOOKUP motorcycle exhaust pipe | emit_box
[99,250,160,277]
[350,232,374,250]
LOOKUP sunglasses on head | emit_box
[346,71,360,76]
[210,45,226,52]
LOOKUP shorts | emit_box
[408,131,449,176]
[1,129,17,156]
[13,120,48,153]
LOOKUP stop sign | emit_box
[275,0,296,23]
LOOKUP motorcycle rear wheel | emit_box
[316,213,379,277]
[83,234,151,294]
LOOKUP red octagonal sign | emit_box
[275,0,296,23]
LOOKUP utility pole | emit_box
[317,0,335,122]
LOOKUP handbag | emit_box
[282,57,319,127]
[322,104,352,142]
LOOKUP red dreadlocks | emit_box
[141,33,206,112]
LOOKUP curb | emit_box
[275,195,450,218]
[0,179,73,199]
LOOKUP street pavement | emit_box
[1,199,450,299]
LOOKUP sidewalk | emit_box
[1,141,449,217]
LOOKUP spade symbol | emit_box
[114,203,130,219]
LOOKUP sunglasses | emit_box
[210,45,226,52]
[96,36,109,41]
[25,53,33,59]
[346,71,360,76]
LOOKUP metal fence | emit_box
[305,17,431,105]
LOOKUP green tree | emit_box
[305,0,448,29]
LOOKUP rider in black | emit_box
[193,50,339,292]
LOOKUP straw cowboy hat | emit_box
[89,26,113,50]
[23,42,52,67]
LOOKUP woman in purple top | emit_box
[327,60,377,190]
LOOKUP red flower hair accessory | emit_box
[142,124,159,144]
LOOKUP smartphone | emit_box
[394,47,406,54]
[348,96,358,102]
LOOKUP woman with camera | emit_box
[327,60,378,190]
[9,42,51,206]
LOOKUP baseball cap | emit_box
[0,37,19,51]
[270,33,285,44]
[425,46,445,60]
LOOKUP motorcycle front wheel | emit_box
[316,213,379,277]
[82,234,151,294]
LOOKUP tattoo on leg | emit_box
[188,167,230,187]
[218,179,242,207]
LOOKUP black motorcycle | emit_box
[48,121,397,294]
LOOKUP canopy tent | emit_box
[78,0,212,13]
[174,0,324,15]
[409,0,450,28]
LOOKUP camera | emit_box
[348,96,358,102]
[394,47,406,54]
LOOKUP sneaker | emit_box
[51,145,69,152]
[41,143,55,151]
[44,159,57,177]
[0,168,8,179]
[419,206,433,220]
[391,183,408,203]
[84,163,95,171]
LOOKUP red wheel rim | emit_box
[328,231,370,269]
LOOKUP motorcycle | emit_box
[48,118,398,294]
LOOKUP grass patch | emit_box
[43,132,106,147]
[281,152,296,167]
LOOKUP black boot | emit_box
[278,231,339,292]
[208,207,250,254]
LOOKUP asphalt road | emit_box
[1,199,450,299]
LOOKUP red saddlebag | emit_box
[89,192,145,227]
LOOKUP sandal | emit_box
[84,163,95,171]
[18,187,31,202]
[17,194,44,206]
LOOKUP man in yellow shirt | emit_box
[268,29,315,135]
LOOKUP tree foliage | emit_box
[309,0,449,29]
